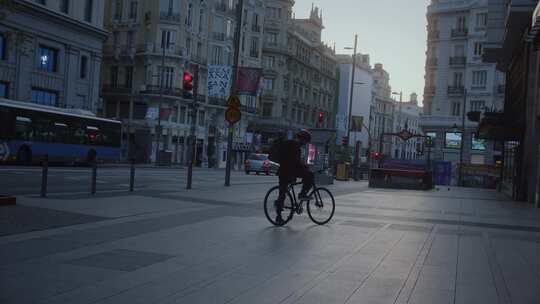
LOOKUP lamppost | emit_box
[451,87,467,187]
[391,91,403,158]
[344,34,358,147]
[154,41,175,165]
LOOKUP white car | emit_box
[245,153,279,175]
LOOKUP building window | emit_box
[0,82,8,98]
[114,0,123,20]
[110,66,119,87]
[262,103,272,117]
[198,111,205,127]
[266,7,281,19]
[453,72,463,87]
[161,30,175,48]
[476,13,487,28]
[474,42,483,56]
[38,45,58,72]
[60,0,69,13]
[456,15,467,30]
[129,1,138,20]
[471,133,486,151]
[472,70,487,87]
[186,2,193,27]
[249,37,259,57]
[470,100,485,111]
[445,132,462,149]
[84,0,93,22]
[263,56,275,68]
[0,34,6,60]
[212,46,222,64]
[31,88,58,106]
[80,56,88,79]
[198,8,205,33]
[451,102,461,116]
[186,37,191,56]
[125,66,133,88]
[262,78,274,92]
[265,32,278,45]
[159,66,174,88]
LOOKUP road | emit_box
[0,166,277,196]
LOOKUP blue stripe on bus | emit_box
[7,140,120,160]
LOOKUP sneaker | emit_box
[275,215,285,225]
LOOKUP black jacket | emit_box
[277,140,305,176]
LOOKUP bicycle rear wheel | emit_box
[264,186,294,226]
[307,187,335,225]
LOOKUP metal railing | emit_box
[451,28,468,38]
[160,11,181,22]
[447,86,465,95]
[449,56,467,65]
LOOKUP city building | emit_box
[371,63,395,156]
[100,0,264,166]
[0,0,107,111]
[421,0,505,174]
[392,93,423,160]
[481,0,540,204]
[336,53,374,155]
[249,3,338,145]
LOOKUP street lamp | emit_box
[391,91,403,158]
[344,34,358,147]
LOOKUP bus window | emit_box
[15,116,33,141]
[53,122,69,143]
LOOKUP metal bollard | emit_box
[91,162,97,195]
[40,155,48,198]
[129,159,135,192]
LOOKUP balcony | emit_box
[103,45,136,59]
[448,86,465,95]
[212,32,226,41]
[424,86,436,95]
[470,85,487,91]
[428,30,440,40]
[160,12,181,23]
[140,85,185,98]
[136,43,186,57]
[426,57,438,67]
[451,28,468,38]
[102,85,132,94]
[449,56,467,66]
[252,24,261,33]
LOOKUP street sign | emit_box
[225,107,241,124]
[227,95,241,109]
[397,129,413,141]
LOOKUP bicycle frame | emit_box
[287,180,320,211]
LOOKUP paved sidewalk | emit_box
[1,184,540,304]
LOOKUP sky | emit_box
[294,0,431,105]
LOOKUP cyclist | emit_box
[275,129,314,224]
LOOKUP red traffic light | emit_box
[370,151,383,160]
[183,71,194,92]
[341,136,348,146]
[318,112,324,123]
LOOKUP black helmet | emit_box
[296,129,312,143]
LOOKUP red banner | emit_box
[235,67,262,96]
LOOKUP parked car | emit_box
[245,153,279,175]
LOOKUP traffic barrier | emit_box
[130,159,135,192]
[91,162,97,195]
[41,155,48,198]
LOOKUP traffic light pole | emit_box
[225,0,244,187]
[187,66,199,190]
[155,42,166,165]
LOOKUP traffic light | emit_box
[341,136,348,146]
[318,112,324,124]
[370,151,382,160]
[182,71,194,99]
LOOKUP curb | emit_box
[0,196,16,206]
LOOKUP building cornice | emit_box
[12,0,109,41]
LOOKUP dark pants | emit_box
[276,169,314,211]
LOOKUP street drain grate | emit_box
[339,220,384,228]
[437,228,483,237]
[387,224,433,233]
[66,249,174,271]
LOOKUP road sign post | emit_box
[224,95,241,187]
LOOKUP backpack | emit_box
[268,138,284,163]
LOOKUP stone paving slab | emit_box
[2,185,540,304]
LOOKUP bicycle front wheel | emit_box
[264,186,294,226]
[307,187,335,225]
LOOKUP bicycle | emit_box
[263,172,335,226]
